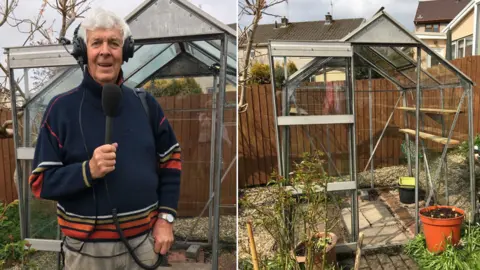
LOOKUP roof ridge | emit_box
[257,17,364,26]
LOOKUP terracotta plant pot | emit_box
[294,232,338,269]
[419,205,464,253]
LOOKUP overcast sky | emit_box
[239,0,418,31]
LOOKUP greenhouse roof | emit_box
[4,0,237,107]
[269,9,473,90]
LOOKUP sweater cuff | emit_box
[82,161,93,187]
[158,206,177,218]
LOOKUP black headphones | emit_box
[70,23,135,66]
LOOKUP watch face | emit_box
[166,214,174,223]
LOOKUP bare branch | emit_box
[238,0,287,113]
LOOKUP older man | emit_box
[28,7,181,269]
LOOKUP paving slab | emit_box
[361,225,408,246]
[360,201,398,227]
[342,207,370,235]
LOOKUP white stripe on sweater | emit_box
[157,143,180,158]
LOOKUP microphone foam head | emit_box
[102,83,123,117]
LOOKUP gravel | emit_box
[238,152,479,262]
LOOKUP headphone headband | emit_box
[70,23,134,67]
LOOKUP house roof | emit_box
[242,18,364,46]
[414,0,469,24]
[442,0,477,32]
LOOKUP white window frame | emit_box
[451,35,474,59]
[427,48,444,68]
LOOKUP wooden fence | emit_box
[239,56,480,187]
[0,93,237,217]
[0,109,16,204]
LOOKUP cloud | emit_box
[239,0,417,31]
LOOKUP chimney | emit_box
[281,16,288,27]
[325,12,333,25]
[274,20,278,29]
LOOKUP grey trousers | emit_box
[63,232,165,270]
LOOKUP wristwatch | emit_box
[158,213,175,223]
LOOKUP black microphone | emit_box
[102,83,123,144]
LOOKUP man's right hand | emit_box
[89,143,118,179]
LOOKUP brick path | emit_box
[338,249,418,270]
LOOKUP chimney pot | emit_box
[274,20,278,28]
[325,12,333,24]
[281,16,288,27]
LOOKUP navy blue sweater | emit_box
[29,69,181,241]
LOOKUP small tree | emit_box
[249,62,270,85]
[248,61,298,86]
[143,77,203,97]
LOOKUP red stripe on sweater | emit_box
[160,160,181,170]
[60,218,157,240]
[29,173,43,198]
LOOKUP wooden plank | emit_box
[398,128,460,146]
[397,106,463,114]
[0,110,8,203]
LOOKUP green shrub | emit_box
[0,200,37,268]
[404,223,480,270]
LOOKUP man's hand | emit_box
[152,217,174,255]
[89,143,118,179]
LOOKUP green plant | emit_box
[456,134,480,156]
[247,61,298,86]
[143,77,202,97]
[401,139,423,161]
[0,200,38,269]
[249,62,271,85]
[404,221,480,270]
[241,151,339,270]
[274,61,298,87]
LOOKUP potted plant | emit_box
[241,151,339,269]
[419,205,465,253]
[289,151,339,270]
[294,232,338,268]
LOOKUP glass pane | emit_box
[370,46,411,69]
[121,44,172,76]
[355,46,415,88]
[123,44,180,88]
[28,67,82,140]
[191,41,236,69]
[458,39,465,57]
[466,36,473,57]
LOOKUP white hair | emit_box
[77,7,132,43]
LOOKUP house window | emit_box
[425,24,440,32]
[451,35,473,59]
[452,43,456,59]
[427,48,443,67]
[465,36,473,57]
[458,39,465,58]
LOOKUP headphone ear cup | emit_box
[122,36,134,62]
[71,24,88,65]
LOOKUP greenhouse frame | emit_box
[5,0,236,268]
[268,9,476,252]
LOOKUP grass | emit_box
[404,223,480,270]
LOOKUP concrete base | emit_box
[342,198,409,246]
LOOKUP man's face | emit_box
[86,27,123,85]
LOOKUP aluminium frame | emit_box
[5,0,236,268]
[268,37,475,252]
